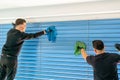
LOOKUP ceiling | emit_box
[0,0,102,10]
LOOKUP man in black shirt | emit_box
[80,40,120,80]
[0,18,47,80]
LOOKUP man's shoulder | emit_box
[86,55,95,65]
[103,52,120,59]
[8,28,21,35]
[106,52,119,56]
[87,55,95,58]
[86,55,95,61]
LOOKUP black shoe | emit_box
[115,44,120,51]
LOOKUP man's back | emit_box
[87,53,120,80]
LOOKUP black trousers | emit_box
[0,54,17,80]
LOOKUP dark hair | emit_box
[12,18,26,28]
[92,40,104,50]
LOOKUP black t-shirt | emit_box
[2,29,44,57]
[86,53,120,80]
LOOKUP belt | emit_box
[1,54,17,58]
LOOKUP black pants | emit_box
[0,54,17,80]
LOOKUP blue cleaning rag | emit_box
[46,26,57,42]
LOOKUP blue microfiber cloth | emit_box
[46,26,57,43]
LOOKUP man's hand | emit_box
[44,30,47,34]
[115,44,120,51]
[45,26,55,34]
[81,49,88,60]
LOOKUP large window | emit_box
[0,19,120,80]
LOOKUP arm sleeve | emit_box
[113,54,120,62]
[20,31,45,40]
[86,55,95,66]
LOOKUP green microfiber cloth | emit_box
[74,41,86,56]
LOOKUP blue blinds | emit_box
[0,19,120,80]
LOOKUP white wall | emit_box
[0,0,120,24]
